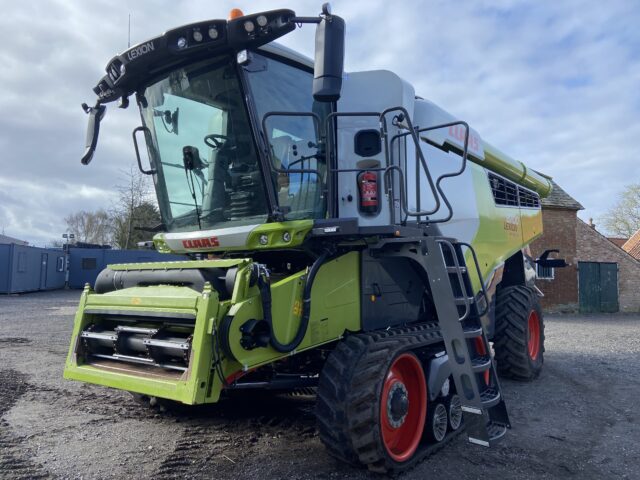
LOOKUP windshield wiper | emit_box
[182,146,204,230]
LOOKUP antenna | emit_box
[128,13,131,48]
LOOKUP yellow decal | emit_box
[504,216,519,236]
[292,300,302,317]
[131,297,142,305]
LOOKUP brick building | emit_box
[529,180,583,312]
[530,179,640,313]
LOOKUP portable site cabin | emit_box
[0,244,66,294]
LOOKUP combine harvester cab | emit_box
[65,3,564,473]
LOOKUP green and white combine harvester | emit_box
[64,4,565,472]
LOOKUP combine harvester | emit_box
[65,4,564,473]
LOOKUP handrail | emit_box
[389,120,470,224]
[259,107,472,227]
[457,242,490,317]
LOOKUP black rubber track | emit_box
[316,322,458,474]
[493,285,545,381]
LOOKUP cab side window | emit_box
[247,55,331,220]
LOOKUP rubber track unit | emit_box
[493,285,545,381]
[316,322,464,474]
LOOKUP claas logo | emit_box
[182,237,220,249]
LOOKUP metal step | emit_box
[462,325,483,338]
[479,387,501,408]
[487,421,508,443]
[471,355,492,372]
[468,421,508,447]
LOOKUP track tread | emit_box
[316,322,449,474]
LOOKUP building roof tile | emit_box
[622,229,640,260]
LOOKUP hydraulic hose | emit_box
[255,250,331,353]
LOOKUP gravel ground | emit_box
[0,290,639,479]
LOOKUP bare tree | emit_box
[111,167,161,249]
[601,183,640,237]
[64,209,113,244]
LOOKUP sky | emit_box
[0,0,638,245]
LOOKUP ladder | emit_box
[426,236,510,446]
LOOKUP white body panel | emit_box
[163,224,259,252]
[335,71,483,244]
[336,71,415,227]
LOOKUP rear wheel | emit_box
[493,285,544,381]
[316,328,440,473]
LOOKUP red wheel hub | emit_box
[380,353,427,463]
[527,310,541,360]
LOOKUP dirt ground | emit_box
[0,290,639,479]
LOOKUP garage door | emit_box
[578,262,618,313]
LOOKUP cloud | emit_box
[0,0,638,245]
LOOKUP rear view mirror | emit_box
[312,5,345,102]
[80,103,106,165]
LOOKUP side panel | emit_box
[360,251,423,330]
[224,252,361,369]
[467,166,529,292]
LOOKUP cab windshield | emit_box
[140,57,267,232]
[140,55,327,233]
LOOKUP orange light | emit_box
[229,8,244,19]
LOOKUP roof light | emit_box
[229,8,244,20]
[208,26,219,39]
[256,15,268,27]
[192,29,203,42]
[176,36,187,49]
[244,20,255,33]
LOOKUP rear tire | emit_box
[493,285,544,381]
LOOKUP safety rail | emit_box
[389,120,470,224]
[259,106,471,226]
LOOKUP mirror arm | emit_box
[291,16,321,24]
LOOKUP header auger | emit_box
[65,4,561,473]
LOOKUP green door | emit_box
[599,263,619,313]
[578,262,618,313]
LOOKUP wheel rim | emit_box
[473,337,491,385]
[431,403,448,442]
[380,353,427,463]
[527,310,541,361]
[448,394,463,431]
